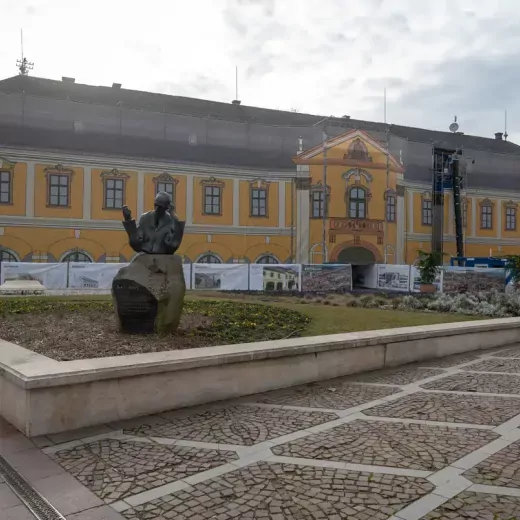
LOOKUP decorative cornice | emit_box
[421,191,432,199]
[505,200,518,209]
[44,164,74,177]
[342,168,373,183]
[479,197,495,207]
[0,215,293,236]
[248,178,270,189]
[152,172,179,185]
[200,176,225,187]
[0,156,15,170]
[100,168,130,179]
[310,180,331,194]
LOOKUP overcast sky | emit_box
[1,0,518,142]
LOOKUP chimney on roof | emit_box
[62,77,75,83]
[232,99,241,105]
[495,132,504,140]
[112,83,122,89]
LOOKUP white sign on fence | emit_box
[0,262,68,289]
[249,264,302,291]
[68,263,127,289]
[377,264,411,292]
[192,263,249,290]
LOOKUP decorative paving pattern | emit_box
[121,462,434,520]
[422,491,520,519]
[492,346,520,358]
[363,392,520,425]
[464,440,520,488]
[462,358,520,374]
[49,439,238,503]
[421,372,520,394]
[255,382,401,409]
[419,353,482,368]
[125,406,337,445]
[272,420,498,471]
[348,367,445,385]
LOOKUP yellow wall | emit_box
[0,162,26,216]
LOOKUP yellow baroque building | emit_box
[1,75,520,267]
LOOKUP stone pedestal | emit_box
[112,254,185,334]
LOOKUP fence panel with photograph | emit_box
[442,266,506,294]
[192,263,249,291]
[68,262,127,289]
[377,264,411,292]
[250,264,302,292]
[302,264,352,292]
[0,262,68,289]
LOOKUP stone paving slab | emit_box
[363,392,520,425]
[125,405,337,446]
[492,346,520,358]
[422,491,520,519]
[418,353,483,368]
[254,382,402,409]
[121,462,435,520]
[464,439,520,488]
[49,439,238,504]
[421,372,520,394]
[272,420,498,471]
[462,358,520,373]
[348,367,445,385]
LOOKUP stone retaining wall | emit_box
[1,318,520,437]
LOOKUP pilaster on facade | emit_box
[25,161,35,217]
[396,185,405,264]
[83,166,92,220]
[497,199,502,239]
[295,165,310,264]
[407,189,414,234]
[186,175,194,225]
[137,171,145,217]
[471,198,477,237]
[278,181,286,229]
[233,178,239,227]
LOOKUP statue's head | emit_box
[154,191,172,216]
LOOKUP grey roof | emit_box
[1,75,520,191]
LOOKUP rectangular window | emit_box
[0,171,11,204]
[204,186,221,215]
[481,205,492,229]
[311,191,324,218]
[506,207,517,231]
[251,188,267,217]
[48,174,70,207]
[422,199,432,226]
[104,178,124,209]
[156,181,175,199]
[386,196,396,222]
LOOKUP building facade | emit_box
[1,75,520,266]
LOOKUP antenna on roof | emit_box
[504,109,509,141]
[384,87,387,124]
[16,29,34,76]
[232,65,241,105]
[449,115,459,133]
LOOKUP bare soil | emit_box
[0,308,216,361]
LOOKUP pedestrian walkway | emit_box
[3,345,520,519]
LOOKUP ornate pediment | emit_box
[200,176,224,187]
[100,168,130,179]
[342,168,373,183]
[344,138,372,162]
[248,178,270,189]
[480,197,495,207]
[44,164,74,177]
[0,156,15,170]
[153,173,178,185]
[505,199,518,209]
[310,180,331,194]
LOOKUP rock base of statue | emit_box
[112,253,185,334]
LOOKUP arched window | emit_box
[0,248,18,262]
[61,251,93,263]
[348,187,367,219]
[197,254,222,264]
[256,255,279,264]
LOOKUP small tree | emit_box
[417,250,443,285]
[505,255,520,288]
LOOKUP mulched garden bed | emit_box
[0,299,309,361]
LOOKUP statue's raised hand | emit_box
[122,205,132,222]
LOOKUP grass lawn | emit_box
[185,291,482,336]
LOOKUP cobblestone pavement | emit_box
[5,345,520,520]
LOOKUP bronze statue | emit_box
[122,192,185,255]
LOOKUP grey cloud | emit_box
[364,77,405,90]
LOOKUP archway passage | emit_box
[337,246,376,265]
